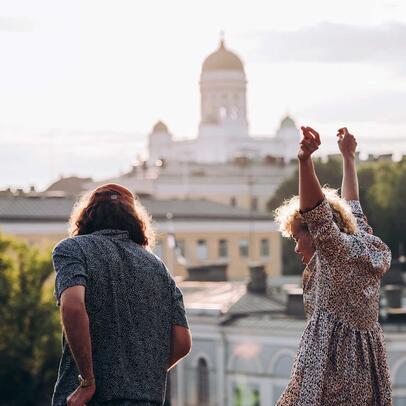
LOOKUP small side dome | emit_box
[152,121,169,133]
[280,116,296,129]
[202,40,244,72]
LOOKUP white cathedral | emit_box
[148,39,300,165]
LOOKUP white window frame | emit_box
[260,238,270,258]
[197,239,208,261]
[239,238,249,258]
[218,239,229,259]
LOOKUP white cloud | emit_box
[253,22,406,64]
[0,17,34,32]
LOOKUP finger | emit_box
[300,139,316,148]
[306,127,321,144]
[302,130,316,144]
[301,127,312,139]
[302,136,318,146]
[301,126,314,135]
[301,141,318,152]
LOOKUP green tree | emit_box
[0,232,60,406]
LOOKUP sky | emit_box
[0,0,406,190]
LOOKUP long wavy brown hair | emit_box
[69,183,155,248]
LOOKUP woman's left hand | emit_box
[337,127,357,159]
[298,126,321,161]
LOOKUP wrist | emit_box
[298,156,312,164]
[78,374,96,388]
[342,153,356,161]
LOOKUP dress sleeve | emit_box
[52,238,88,305]
[301,199,353,263]
[301,199,391,278]
[346,200,372,234]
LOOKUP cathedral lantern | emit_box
[199,38,248,138]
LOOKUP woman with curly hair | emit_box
[274,127,392,405]
[51,183,191,406]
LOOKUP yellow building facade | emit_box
[0,196,282,281]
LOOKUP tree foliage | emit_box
[0,233,60,405]
[268,157,406,275]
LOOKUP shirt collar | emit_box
[91,229,130,240]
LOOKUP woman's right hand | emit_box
[298,126,321,161]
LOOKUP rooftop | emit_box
[0,196,274,223]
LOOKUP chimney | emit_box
[247,263,267,294]
[381,258,406,286]
[383,285,403,308]
[186,263,228,281]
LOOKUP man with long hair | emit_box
[51,184,191,406]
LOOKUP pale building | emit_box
[83,160,296,213]
[148,39,301,165]
[171,278,406,406]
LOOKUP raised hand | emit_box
[337,127,357,159]
[298,126,321,161]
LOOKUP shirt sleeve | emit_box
[301,199,391,278]
[52,237,88,305]
[168,275,189,328]
[346,200,373,234]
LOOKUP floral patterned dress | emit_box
[277,200,392,406]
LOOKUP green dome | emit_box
[280,116,296,129]
[152,121,169,133]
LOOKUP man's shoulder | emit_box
[52,236,79,255]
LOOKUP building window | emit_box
[239,238,249,258]
[197,358,209,405]
[197,240,208,261]
[230,107,239,120]
[176,239,186,258]
[260,238,270,258]
[219,106,227,119]
[232,383,260,406]
[218,239,228,259]
[250,197,258,211]
[230,197,237,207]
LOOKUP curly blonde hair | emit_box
[274,187,358,238]
[69,183,155,248]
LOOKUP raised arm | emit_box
[337,127,359,201]
[298,126,324,212]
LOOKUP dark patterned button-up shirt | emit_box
[51,229,188,406]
